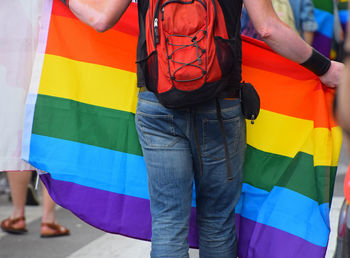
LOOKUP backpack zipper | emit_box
[154,18,159,44]
[152,0,161,46]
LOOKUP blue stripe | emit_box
[339,10,348,25]
[236,183,330,247]
[29,134,198,206]
[314,8,334,38]
[29,134,150,199]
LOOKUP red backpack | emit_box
[137,0,242,108]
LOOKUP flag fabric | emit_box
[237,37,340,257]
[312,0,334,57]
[22,0,341,257]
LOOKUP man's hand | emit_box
[319,61,344,88]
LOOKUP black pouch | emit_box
[240,82,260,124]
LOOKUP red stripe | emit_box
[52,0,139,37]
[242,35,317,81]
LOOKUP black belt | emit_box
[217,88,240,98]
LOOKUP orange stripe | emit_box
[325,87,337,128]
[46,14,137,73]
[52,0,139,37]
[242,65,336,128]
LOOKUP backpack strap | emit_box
[192,111,204,176]
[215,99,233,180]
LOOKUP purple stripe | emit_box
[41,174,199,247]
[312,32,332,58]
[236,215,326,258]
[41,174,327,256]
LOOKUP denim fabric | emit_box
[289,0,318,36]
[135,91,246,258]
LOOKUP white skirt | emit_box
[0,0,43,171]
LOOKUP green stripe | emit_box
[33,95,337,204]
[244,145,337,205]
[32,94,143,156]
[313,0,333,13]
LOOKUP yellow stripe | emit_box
[40,55,342,166]
[39,54,138,113]
[247,109,342,166]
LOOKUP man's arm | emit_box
[244,0,343,88]
[63,0,131,32]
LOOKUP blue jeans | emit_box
[135,91,246,258]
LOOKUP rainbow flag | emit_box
[312,0,334,57]
[238,37,340,257]
[22,0,341,256]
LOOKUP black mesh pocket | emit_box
[146,51,158,92]
[137,51,158,92]
[214,36,235,77]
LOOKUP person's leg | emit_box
[135,91,194,258]
[7,171,32,219]
[0,170,32,233]
[41,182,55,223]
[192,98,246,258]
[40,182,70,237]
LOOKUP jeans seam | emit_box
[142,137,182,149]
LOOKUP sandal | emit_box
[40,222,70,238]
[1,216,27,234]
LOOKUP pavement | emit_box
[0,145,349,258]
